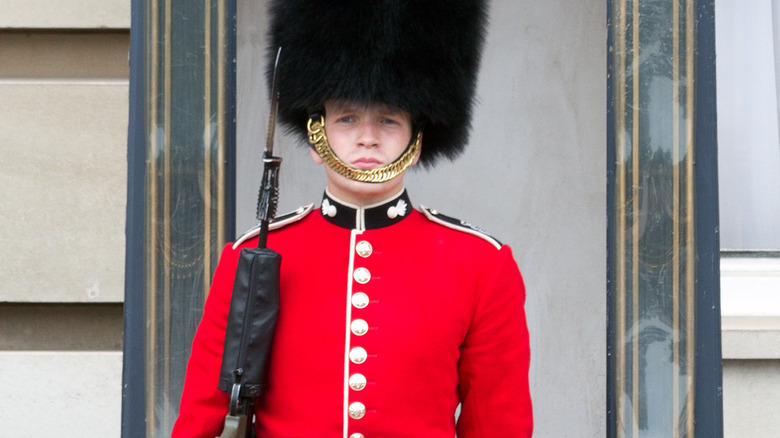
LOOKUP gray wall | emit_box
[237,1,607,436]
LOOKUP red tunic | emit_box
[173,191,532,437]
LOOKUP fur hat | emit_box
[267,0,489,166]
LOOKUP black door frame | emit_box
[123,0,723,435]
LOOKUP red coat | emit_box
[173,191,532,437]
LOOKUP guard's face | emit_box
[311,100,419,204]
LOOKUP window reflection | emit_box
[611,0,696,436]
[143,0,231,436]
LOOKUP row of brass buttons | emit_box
[349,240,373,432]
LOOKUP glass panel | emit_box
[144,0,231,435]
[716,0,780,250]
[610,0,696,436]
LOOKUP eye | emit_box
[337,115,355,123]
[380,117,400,125]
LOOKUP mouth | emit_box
[351,158,382,170]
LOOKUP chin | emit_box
[346,180,391,199]
[329,173,405,205]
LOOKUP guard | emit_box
[173,1,533,436]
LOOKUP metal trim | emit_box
[121,0,148,435]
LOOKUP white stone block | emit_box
[721,257,780,317]
[0,351,122,437]
[0,80,128,302]
[723,359,780,438]
[0,0,130,29]
[722,316,780,359]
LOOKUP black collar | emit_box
[320,189,413,230]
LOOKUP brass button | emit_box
[351,292,369,309]
[349,346,368,364]
[355,241,373,258]
[348,402,366,420]
[353,267,371,284]
[349,373,367,391]
[351,319,369,336]
[349,434,365,438]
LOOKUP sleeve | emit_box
[456,244,533,437]
[171,243,238,438]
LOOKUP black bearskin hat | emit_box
[267,0,489,166]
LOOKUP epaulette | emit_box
[419,205,503,250]
[232,204,315,249]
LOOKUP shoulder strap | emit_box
[232,204,315,249]
[419,205,503,250]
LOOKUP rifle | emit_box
[216,47,283,438]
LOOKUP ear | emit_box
[309,146,325,165]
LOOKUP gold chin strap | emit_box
[307,115,421,183]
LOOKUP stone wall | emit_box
[0,1,129,436]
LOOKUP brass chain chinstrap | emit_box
[307,115,421,183]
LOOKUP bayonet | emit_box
[255,47,283,246]
[264,47,282,156]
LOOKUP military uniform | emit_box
[173,190,532,437]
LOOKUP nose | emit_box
[356,122,380,148]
